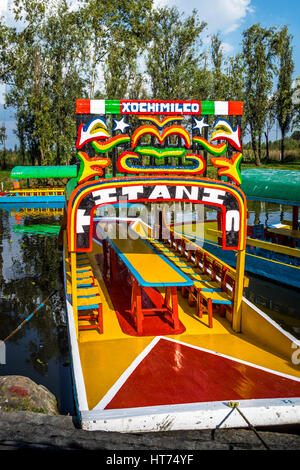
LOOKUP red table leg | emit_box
[163,286,179,330]
[171,286,179,330]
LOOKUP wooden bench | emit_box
[75,253,103,334]
[150,232,236,328]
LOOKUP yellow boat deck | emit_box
[65,240,300,411]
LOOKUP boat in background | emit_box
[0,187,65,204]
[0,164,77,203]
[170,218,300,289]
[170,168,300,288]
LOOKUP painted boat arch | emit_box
[66,176,247,253]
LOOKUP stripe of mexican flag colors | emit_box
[76,99,243,116]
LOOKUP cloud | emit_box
[221,41,234,54]
[0,84,6,105]
[1,0,18,27]
[0,0,8,17]
[157,0,254,35]
[153,0,170,7]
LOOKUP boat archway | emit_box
[67,176,247,252]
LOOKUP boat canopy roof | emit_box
[10,165,77,179]
[240,169,300,206]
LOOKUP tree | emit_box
[146,7,207,99]
[82,0,153,99]
[264,97,276,162]
[2,0,153,164]
[0,124,6,146]
[292,76,300,131]
[274,26,295,163]
[211,33,225,100]
[0,123,7,168]
[4,0,87,165]
[242,24,276,166]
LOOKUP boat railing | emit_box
[8,187,65,197]
[169,230,238,285]
[207,228,300,259]
[163,230,238,327]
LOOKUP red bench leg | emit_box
[130,277,143,334]
[197,292,203,318]
[98,304,103,334]
[208,298,213,328]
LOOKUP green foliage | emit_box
[81,0,153,99]
[291,131,300,140]
[273,26,294,162]
[146,7,207,99]
[210,33,225,100]
[241,24,277,166]
[3,0,87,165]
[0,124,6,146]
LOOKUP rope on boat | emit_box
[2,290,58,343]
[226,401,270,450]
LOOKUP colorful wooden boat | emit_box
[0,187,65,204]
[0,164,78,203]
[0,202,64,216]
[54,99,300,432]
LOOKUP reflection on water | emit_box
[0,200,299,415]
[247,200,295,227]
[0,206,74,415]
[212,201,300,338]
[245,273,300,339]
[206,201,300,338]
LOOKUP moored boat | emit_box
[55,98,300,432]
[0,187,65,203]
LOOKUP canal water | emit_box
[0,201,299,415]
[0,204,75,415]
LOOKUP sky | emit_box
[0,0,300,149]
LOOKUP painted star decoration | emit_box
[192,116,210,135]
[112,116,131,134]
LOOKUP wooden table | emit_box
[96,222,193,334]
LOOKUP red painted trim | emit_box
[228,101,243,115]
[76,99,91,114]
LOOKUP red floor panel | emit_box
[105,338,300,409]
